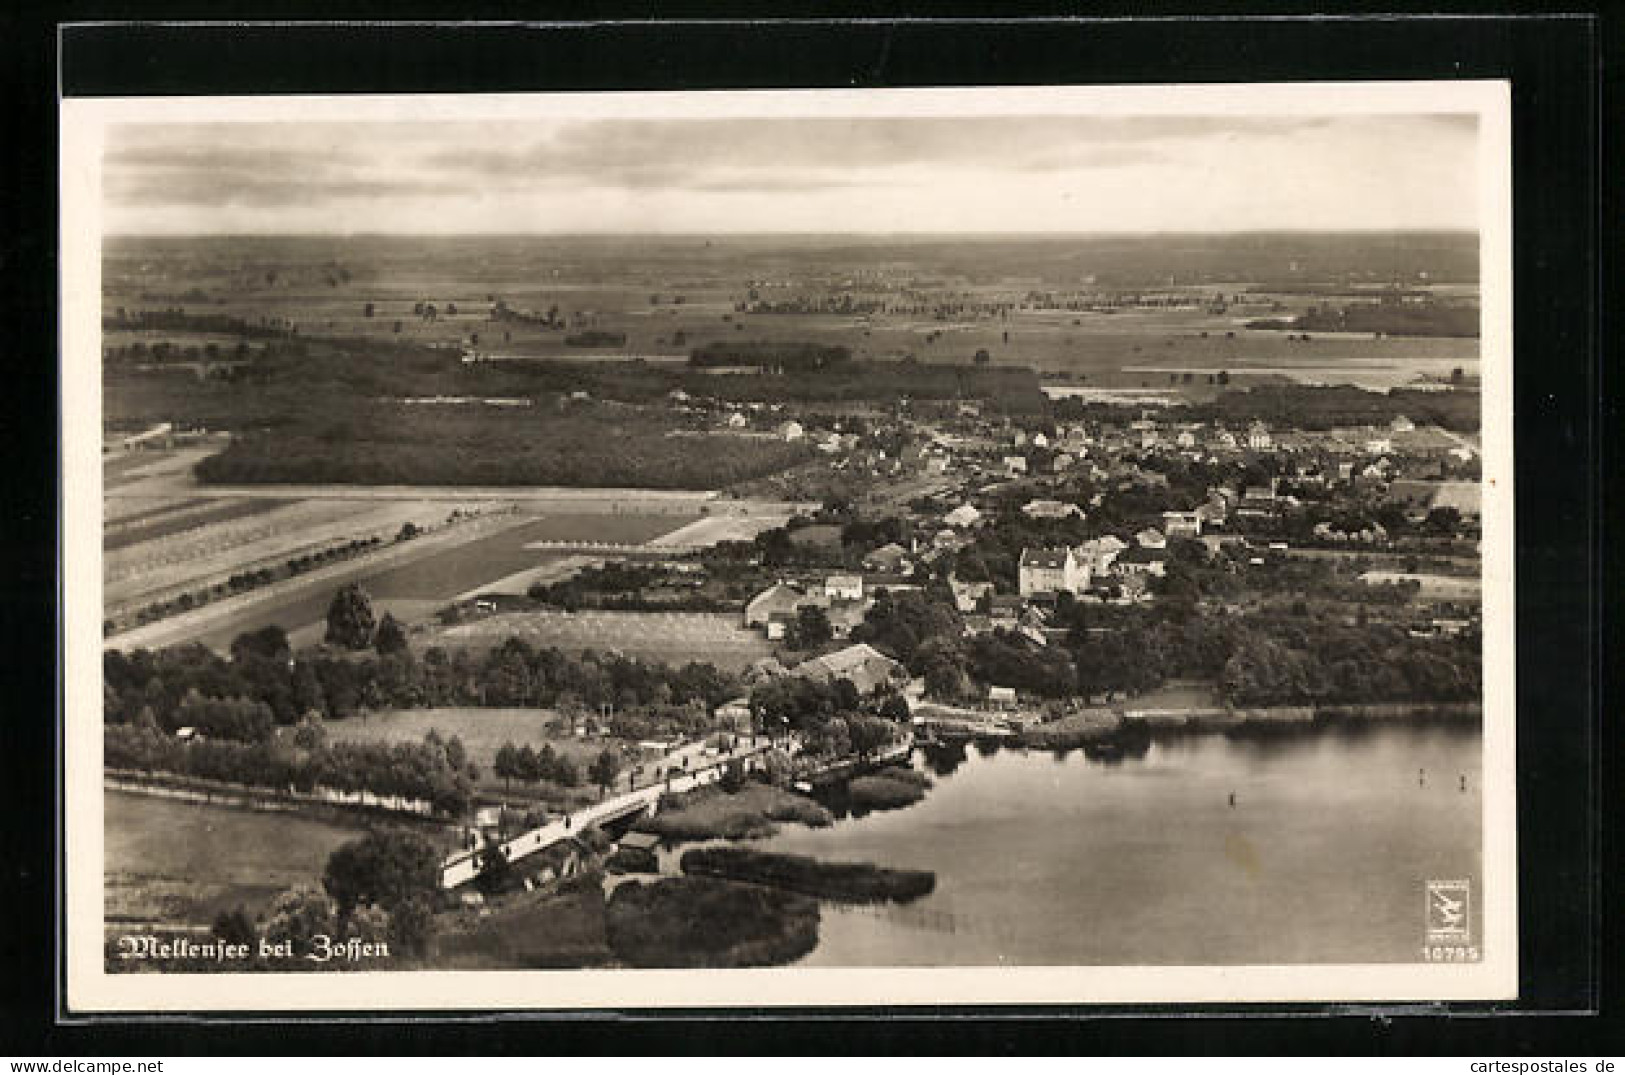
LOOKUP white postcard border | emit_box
[60,80,1517,1013]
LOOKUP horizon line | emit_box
[104,227,1481,240]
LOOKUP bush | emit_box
[847,771,930,811]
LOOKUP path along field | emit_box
[101,442,803,652]
[104,789,368,926]
[124,512,686,652]
[430,610,775,673]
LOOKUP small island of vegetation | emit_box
[604,876,820,968]
[680,847,936,904]
[634,782,833,842]
[846,768,933,812]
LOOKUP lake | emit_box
[758,723,1482,966]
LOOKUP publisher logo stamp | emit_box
[1425,879,1471,943]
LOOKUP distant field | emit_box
[108,508,703,652]
[104,499,442,609]
[649,513,790,547]
[104,497,284,552]
[104,789,369,926]
[364,514,685,601]
[432,610,774,672]
[508,513,688,546]
[102,495,215,528]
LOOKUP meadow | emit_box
[104,789,368,925]
[430,610,776,672]
[321,708,608,774]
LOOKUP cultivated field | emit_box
[431,610,775,672]
[104,235,1479,411]
[104,498,463,610]
[648,513,791,547]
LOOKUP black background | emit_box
[2,7,1614,1056]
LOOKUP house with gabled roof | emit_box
[789,643,908,696]
[1019,546,1089,597]
[862,542,913,574]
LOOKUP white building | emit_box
[824,575,864,601]
[1019,547,1090,597]
[1075,535,1127,575]
[944,503,982,529]
[1161,511,1203,539]
[1022,499,1083,520]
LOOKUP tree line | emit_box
[843,574,1479,708]
[105,719,478,818]
[104,626,742,732]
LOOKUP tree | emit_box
[292,716,327,751]
[878,693,911,724]
[346,902,393,948]
[553,755,581,788]
[790,605,833,649]
[323,829,440,919]
[263,887,337,952]
[847,715,895,759]
[325,583,377,650]
[1424,506,1463,535]
[231,625,290,666]
[444,735,467,772]
[589,748,621,797]
[493,742,520,792]
[389,896,434,956]
[515,744,541,789]
[374,613,409,657]
[211,905,257,948]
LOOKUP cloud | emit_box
[99,112,1480,232]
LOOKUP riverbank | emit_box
[105,770,451,833]
[1010,700,1482,750]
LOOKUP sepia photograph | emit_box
[60,81,1516,1012]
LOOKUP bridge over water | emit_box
[440,739,780,889]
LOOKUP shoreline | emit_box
[925,700,1482,751]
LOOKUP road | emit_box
[440,736,782,889]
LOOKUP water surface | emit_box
[759,725,1481,966]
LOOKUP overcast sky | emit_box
[103,113,1480,235]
